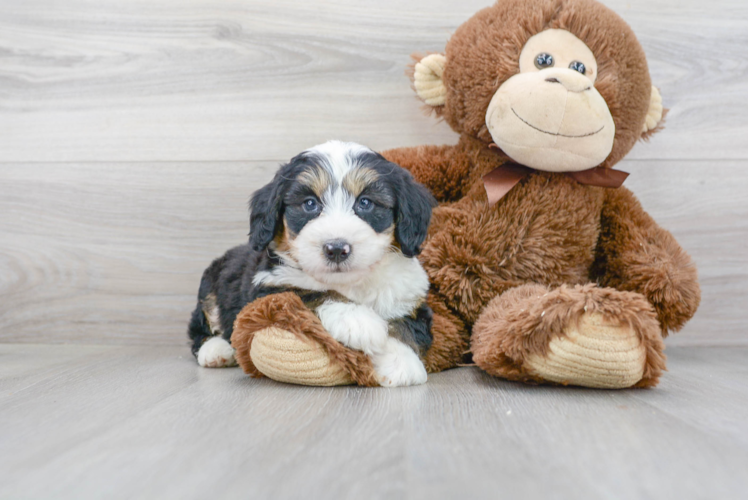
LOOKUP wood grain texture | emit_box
[0,162,275,345]
[0,0,747,162]
[1,1,747,346]
[1,344,747,499]
[623,160,748,346]
[1,159,746,346]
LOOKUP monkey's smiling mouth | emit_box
[511,108,604,138]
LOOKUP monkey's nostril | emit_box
[545,77,561,84]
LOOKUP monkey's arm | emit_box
[383,144,468,202]
[591,186,701,335]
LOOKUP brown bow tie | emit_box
[482,163,629,206]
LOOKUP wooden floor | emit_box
[2,0,748,498]
[1,344,747,499]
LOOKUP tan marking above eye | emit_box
[298,166,332,198]
[519,29,598,83]
[342,167,380,197]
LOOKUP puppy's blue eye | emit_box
[303,198,319,213]
[356,197,374,212]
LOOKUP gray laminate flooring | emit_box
[1,344,747,499]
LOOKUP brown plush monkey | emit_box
[232,0,700,388]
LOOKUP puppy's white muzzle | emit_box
[291,212,392,285]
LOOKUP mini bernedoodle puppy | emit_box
[188,141,437,386]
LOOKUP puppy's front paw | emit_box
[372,338,428,387]
[316,302,389,356]
[197,337,238,368]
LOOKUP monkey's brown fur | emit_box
[381,0,700,387]
[234,0,700,388]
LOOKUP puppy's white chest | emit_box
[337,254,429,320]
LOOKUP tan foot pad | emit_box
[250,327,354,386]
[525,313,646,389]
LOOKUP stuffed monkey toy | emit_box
[232,0,700,388]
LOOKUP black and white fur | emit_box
[187,141,436,386]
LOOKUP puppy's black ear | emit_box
[249,160,299,251]
[249,182,280,251]
[394,168,437,257]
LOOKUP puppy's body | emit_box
[188,141,436,386]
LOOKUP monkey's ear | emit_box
[641,85,665,137]
[412,53,447,108]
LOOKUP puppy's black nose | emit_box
[323,239,351,264]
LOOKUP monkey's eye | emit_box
[303,198,320,213]
[534,53,554,69]
[356,197,374,212]
[569,61,586,75]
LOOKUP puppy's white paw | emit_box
[316,301,389,356]
[372,337,428,387]
[197,337,237,368]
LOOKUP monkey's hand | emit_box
[592,186,701,335]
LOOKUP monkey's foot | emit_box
[231,292,379,387]
[523,312,647,388]
[249,327,353,386]
[472,283,666,389]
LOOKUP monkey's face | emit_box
[411,0,664,171]
[485,29,615,172]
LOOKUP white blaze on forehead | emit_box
[305,140,373,214]
[322,182,354,215]
[305,140,372,184]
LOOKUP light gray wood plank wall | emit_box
[1,159,745,346]
[1,0,747,346]
[1,0,747,162]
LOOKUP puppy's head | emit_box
[249,141,435,285]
